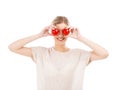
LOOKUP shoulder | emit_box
[72,48,91,56]
[30,46,51,62]
[72,48,88,52]
[31,46,53,53]
[31,46,47,50]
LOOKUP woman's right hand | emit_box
[39,25,52,37]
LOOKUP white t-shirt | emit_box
[31,46,91,90]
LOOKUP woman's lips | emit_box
[56,37,65,41]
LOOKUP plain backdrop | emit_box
[0,0,120,90]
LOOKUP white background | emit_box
[0,0,120,90]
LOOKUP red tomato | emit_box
[52,28,59,36]
[62,28,70,35]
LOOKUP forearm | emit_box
[8,33,42,50]
[77,36,108,56]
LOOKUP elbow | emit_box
[8,44,13,51]
[104,52,109,58]
[8,44,16,52]
[102,50,109,59]
[91,50,109,61]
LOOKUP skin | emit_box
[53,23,70,52]
[8,23,109,63]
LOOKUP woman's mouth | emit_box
[56,37,65,41]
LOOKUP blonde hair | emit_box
[52,16,69,26]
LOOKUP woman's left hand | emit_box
[69,27,81,40]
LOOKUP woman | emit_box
[8,16,109,90]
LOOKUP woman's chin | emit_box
[55,38,67,45]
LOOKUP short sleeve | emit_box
[31,46,46,63]
[80,49,91,66]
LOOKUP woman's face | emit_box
[52,23,69,46]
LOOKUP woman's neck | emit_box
[54,45,69,52]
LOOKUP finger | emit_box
[76,27,80,31]
[48,24,53,27]
[70,27,74,33]
[51,24,56,29]
[45,25,53,31]
[69,26,74,31]
[71,28,76,33]
[48,33,52,36]
[46,25,51,30]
